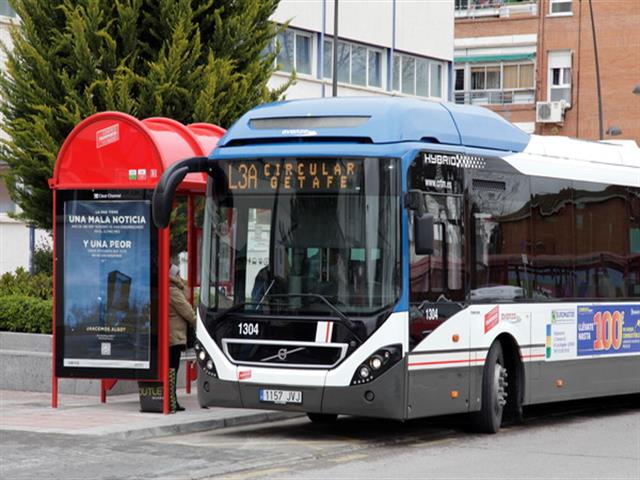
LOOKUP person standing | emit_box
[168,264,196,411]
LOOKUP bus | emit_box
[153,97,640,433]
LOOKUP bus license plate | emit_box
[259,389,302,404]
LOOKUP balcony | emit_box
[454,89,535,105]
[455,0,538,19]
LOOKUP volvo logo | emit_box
[261,346,305,363]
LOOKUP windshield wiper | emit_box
[265,293,354,326]
[256,279,275,308]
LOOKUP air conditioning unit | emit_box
[536,101,568,123]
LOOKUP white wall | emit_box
[273,0,454,60]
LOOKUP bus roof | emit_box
[523,135,640,167]
[217,97,531,153]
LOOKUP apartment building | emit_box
[454,0,640,141]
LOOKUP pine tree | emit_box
[0,0,289,229]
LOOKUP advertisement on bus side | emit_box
[61,199,153,371]
[577,305,640,356]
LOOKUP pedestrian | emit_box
[169,263,196,411]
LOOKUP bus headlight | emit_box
[195,341,218,378]
[351,344,402,386]
[369,355,383,370]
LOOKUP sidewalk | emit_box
[0,388,301,440]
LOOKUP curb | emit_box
[112,410,305,440]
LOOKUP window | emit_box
[468,171,532,302]
[275,29,312,75]
[324,39,383,88]
[574,182,631,299]
[456,61,535,104]
[0,176,16,214]
[402,56,416,95]
[530,178,575,299]
[550,0,572,15]
[393,53,444,99]
[628,188,640,297]
[454,69,464,92]
[548,51,572,104]
[430,63,442,98]
[0,0,16,18]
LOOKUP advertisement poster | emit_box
[545,308,577,360]
[577,304,640,356]
[62,198,153,371]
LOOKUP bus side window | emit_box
[469,172,531,302]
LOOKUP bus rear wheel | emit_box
[307,413,338,424]
[471,342,508,434]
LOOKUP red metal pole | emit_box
[186,195,196,395]
[100,379,107,403]
[51,188,58,409]
[187,194,195,304]
[160,227,171,414]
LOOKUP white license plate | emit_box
[259,388,302,404]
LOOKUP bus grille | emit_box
[222,339,348,369]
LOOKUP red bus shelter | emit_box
[49,112,224,414]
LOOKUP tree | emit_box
[0,0,290,229]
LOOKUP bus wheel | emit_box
[307,413,338,424]
[471,342,508,434]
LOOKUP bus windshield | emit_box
[201,157,401,316]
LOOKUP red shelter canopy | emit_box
[51,111,225,191]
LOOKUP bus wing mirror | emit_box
[152,156,211,229]
[414,213,434,255]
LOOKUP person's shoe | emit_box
[176,404,185,412]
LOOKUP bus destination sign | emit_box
[223,158,363,193]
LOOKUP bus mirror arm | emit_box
[152,156,211,229]
[404,190,425,215]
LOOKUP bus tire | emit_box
[470,342,508,434]
[307,412,338,424]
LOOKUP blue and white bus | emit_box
[153,97,640,433]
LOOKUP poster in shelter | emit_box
[62,199,153,370]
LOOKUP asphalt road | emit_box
[1,395,638,480]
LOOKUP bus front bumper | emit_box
[197,358,407,420]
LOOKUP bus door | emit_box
[409,192,466,349]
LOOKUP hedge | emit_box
[0,268,52,300]
[0,294,52,334]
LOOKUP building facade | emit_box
[0,1,455,274]
[270,0,454,101]
[0,3,35,275]
[454,0,640,141]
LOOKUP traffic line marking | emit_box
[224,467,290,480]
[330,453,369,463]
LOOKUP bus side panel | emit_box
[527,302,640,405]
[526,355,640,404]
[407,310,473,419]
[407,366,471,419]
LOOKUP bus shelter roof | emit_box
[51,111,225,192]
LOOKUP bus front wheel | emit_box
[307,413,338,424]
[471,342,508,434]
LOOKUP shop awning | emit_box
[454,53,535,64]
